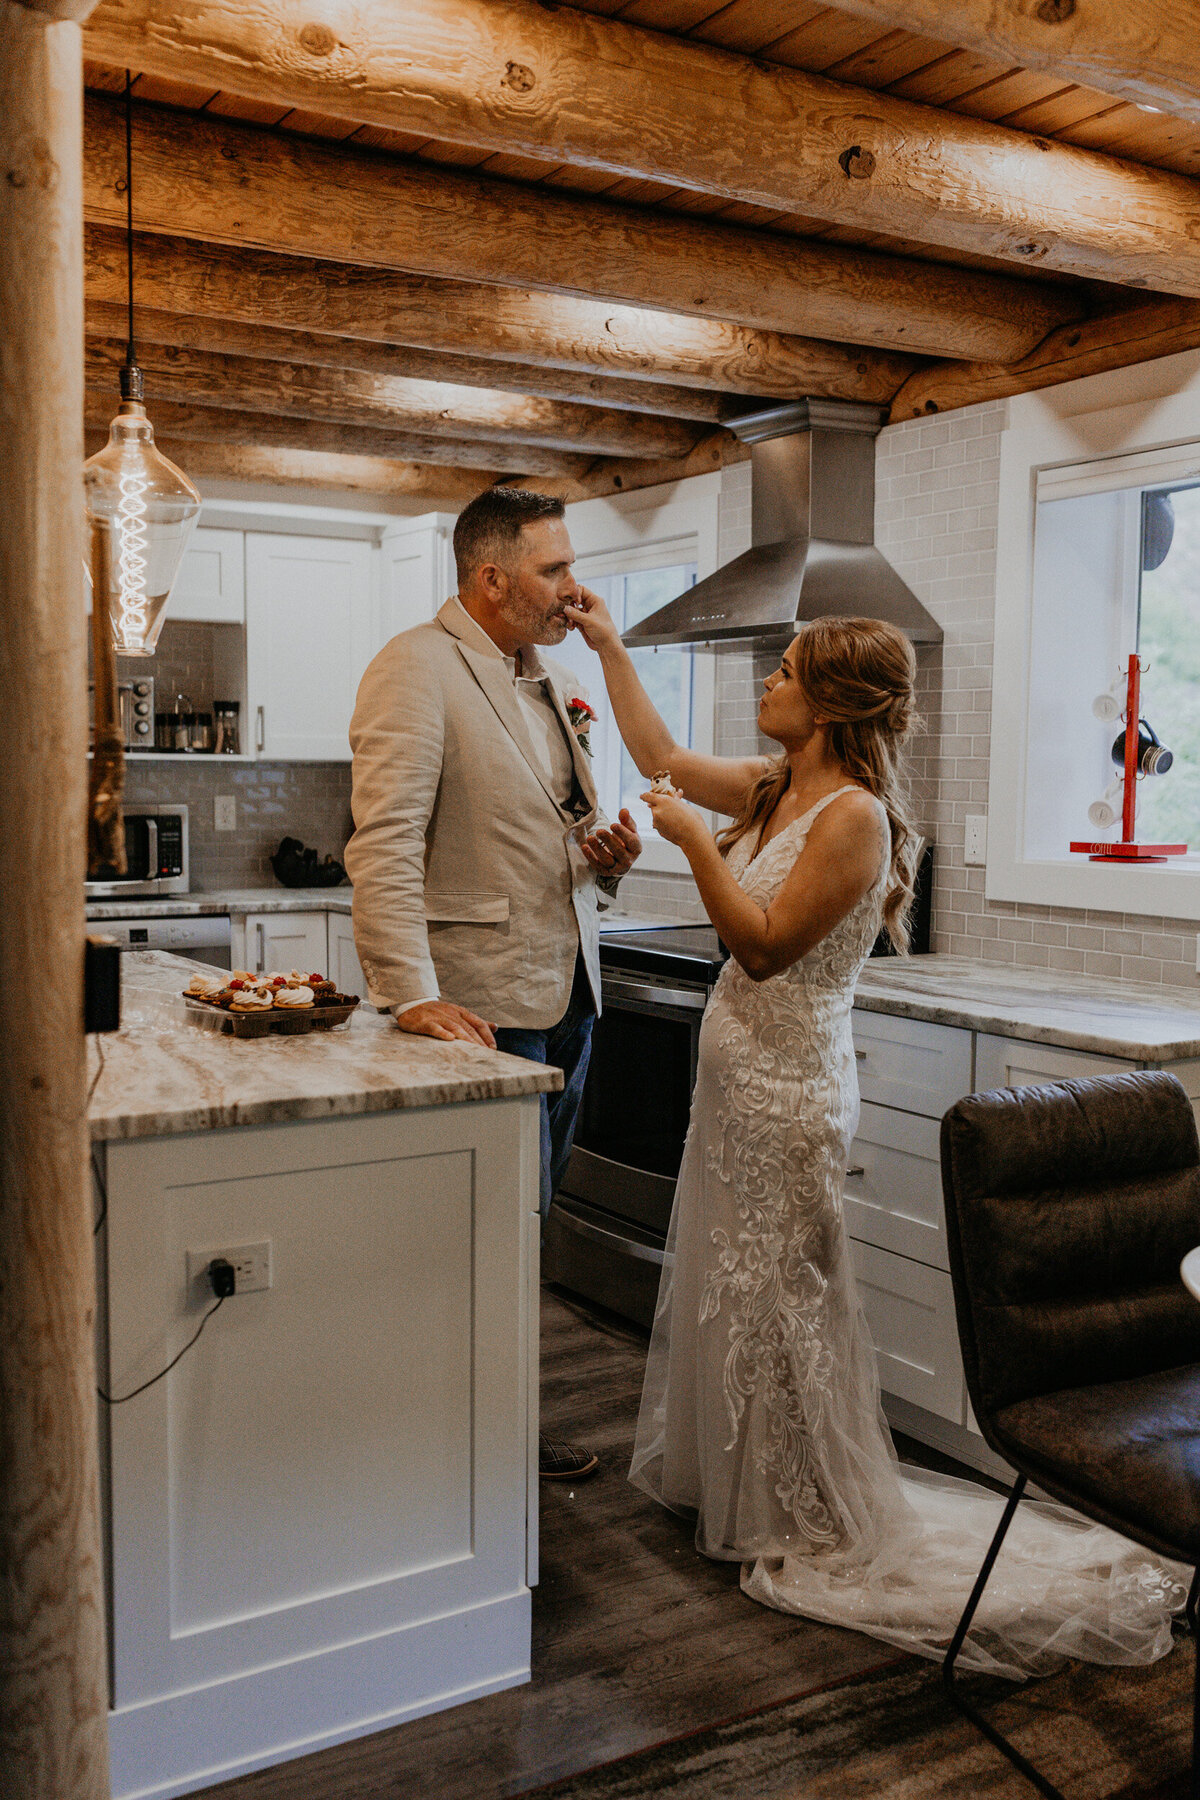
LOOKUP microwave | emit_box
[85,804,189,899]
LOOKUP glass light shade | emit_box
[83,400,201,656]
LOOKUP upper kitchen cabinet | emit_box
[245,532,375,762]
[379,515,455,642]
[169,527,247,624]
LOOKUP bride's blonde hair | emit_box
[717,617,921,952]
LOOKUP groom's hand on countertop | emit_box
[581,808,642,878]
[395,1001,498,1048]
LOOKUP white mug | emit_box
[1087,779,1123,831]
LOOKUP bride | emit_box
[564,590,1185,1680]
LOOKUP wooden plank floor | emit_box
[202,1287,902,1800]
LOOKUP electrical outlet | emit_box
[214,795,237,833]
[964,814,988,866]
[186,1241,271,1298]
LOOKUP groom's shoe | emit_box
[538,1435,599,1481]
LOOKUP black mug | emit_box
[1112,718,1173,776]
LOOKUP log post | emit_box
[0,4,110,1797]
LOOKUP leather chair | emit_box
[940,1069,1200,1800]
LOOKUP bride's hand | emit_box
[563,586,621,654]
[642,789,708,850]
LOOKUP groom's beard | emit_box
[503,578,572,646]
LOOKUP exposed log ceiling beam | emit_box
[81,92,1078,362]
[82,0,1200,295]
[82,432,500,502]
[84,225,923,404]
[84,335,707,459]
[82,391,594,477]
[84,298,755,424]
[526,430,745,505]
[827,1,1200,127]
[889,293,1200,420]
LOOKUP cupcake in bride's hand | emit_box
[641,783,707,849]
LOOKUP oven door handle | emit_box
[554,1204,666,1267]
[601,975,708,1012]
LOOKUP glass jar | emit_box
[213,700,240,756]
[190,711,214,753]
[155,711,175,751]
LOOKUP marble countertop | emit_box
[86,888,353,920]
[854,955,1200,1061]
[89,951,562,1142]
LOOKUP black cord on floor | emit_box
[97,1296,226,1406]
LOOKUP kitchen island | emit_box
[90,952,560,1800]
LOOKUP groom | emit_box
[346,486,642,1482]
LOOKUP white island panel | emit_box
[103,1098,541,1800]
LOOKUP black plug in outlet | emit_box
[208,1257,237,1299]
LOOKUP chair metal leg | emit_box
[942,1474,1068,1800]
[1187,1565,1200,1639]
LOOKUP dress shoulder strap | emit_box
[797,784,866,828]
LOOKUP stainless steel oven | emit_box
[544,926,725,1329]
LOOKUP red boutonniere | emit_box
[566,695,597,757]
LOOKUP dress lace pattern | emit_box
[629,788,1187,1679]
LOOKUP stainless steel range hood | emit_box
[622,399,942,651]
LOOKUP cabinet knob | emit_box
[845,1165,865,1179]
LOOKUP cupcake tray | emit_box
[182,996,360,1038]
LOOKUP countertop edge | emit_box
[851,990,1200,1063]
[90,1065,562,1142]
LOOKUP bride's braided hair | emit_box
[717,617,921,952]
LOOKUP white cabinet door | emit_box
[170,527,246,623]
[379,515,455,644]
[973,1033,1137,1095]
[851,1011,973,1117]
[246,533,374,761]
[242,911,328,978]
[327,912,365,998]
[844,1103,948,1271]
[849,1240,966,1424]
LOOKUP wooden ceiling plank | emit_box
[889,294,1200,421]
[817,0,1200,124]
[823,30,955,90]
[82,92,1081,361]
[85,222,922,403]
[885,48,1013,108]
[81,0,1200,296]
[84,333,709,458]
[128,70,218,108]
[85,295,759,421]
[687,1,829,53]
[82,390,596,476]
[524,427,748,503]
[202,90,292,125]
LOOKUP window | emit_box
[1024,461,1200,866]
[553,559,697,842]
[988,356,1200,917]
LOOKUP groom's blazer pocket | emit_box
[424,891,511,923]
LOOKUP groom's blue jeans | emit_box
[495,952,596,1226]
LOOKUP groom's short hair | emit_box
[453,488,566,586]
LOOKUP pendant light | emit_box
[83,71,200,658]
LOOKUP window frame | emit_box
[563,478,719,874]
[988,354,1200,920]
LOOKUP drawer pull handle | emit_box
[855,1049,867,1060]
[846,1165,865,1178]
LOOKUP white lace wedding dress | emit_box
[630,786,1186,1678]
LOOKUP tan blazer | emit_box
[346,596,609,1028]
